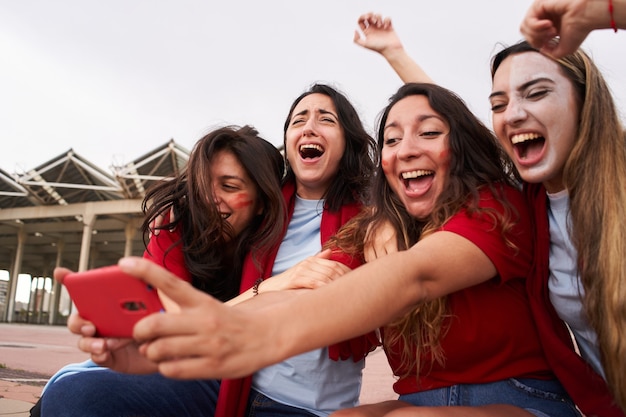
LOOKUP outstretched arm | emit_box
[128,230,495,379]
[521,0,625,58]
[354,12,434,84]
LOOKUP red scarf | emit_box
[215,181,379,417]
[525,183,623,417]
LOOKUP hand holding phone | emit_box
[63,265,164,338]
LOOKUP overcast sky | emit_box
[1,0,624,174]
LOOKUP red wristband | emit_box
[609,0,618,32]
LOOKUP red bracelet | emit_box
[609,0,618,32]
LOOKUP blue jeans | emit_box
[40,369,320,417]
[398,378,581,417]
[40,369,220,417]
[245,389,318,417]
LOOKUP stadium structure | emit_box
[0,140,189,324]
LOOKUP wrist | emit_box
[609,0,626,31]
[381,44,408,62]
[588,0,623,30]
[606,0,618,31]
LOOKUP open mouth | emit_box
[511,133,545,160]
[299,144,324,159]
[220,213,231,220]
[401,169,434,191]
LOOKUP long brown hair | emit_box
[493,42,626,410]
[330,83,519,375]
[142,125,286,301]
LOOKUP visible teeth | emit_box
[221,213,230,219]
[511,133,541,144]
[300,144,323,152]
[402,170,433,179]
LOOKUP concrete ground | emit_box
[0,323,396,416]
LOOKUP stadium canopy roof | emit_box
[0,140,189,322]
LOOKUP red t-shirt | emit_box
[143,226,191,283]
[388,185,554,394]
[525,183,624,417]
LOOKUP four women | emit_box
[48,4,625,415]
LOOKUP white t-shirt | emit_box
[252,196,364,416]
[547,190,606,380]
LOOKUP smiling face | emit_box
[381,95,451,220]
[209,150,260,238]
[490,51,580,193]
[284,93,346,199]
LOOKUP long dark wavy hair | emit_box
[282,83,376,210]
[330,83,519,374]
[142,125,286,301]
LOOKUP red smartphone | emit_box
[63,265,164,338]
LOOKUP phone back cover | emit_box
[64,265,164,337]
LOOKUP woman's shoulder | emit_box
[449,183,533,249]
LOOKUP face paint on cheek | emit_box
[380,159,393,175]
[231,193,255,209]
[439,149,452,171]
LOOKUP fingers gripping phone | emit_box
[63,265,164,338]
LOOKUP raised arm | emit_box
[521,0,625,58]
[353,12,434,84]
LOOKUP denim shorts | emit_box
[398,378,581,417]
